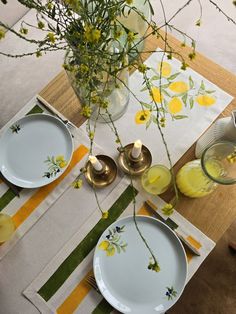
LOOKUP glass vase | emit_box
[65,44,129,123]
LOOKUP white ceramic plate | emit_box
[0,114,73,188]
[94,215,187,314]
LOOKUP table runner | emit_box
[0,97,91,259]
[23,177,215,314]
[87,50,233,167]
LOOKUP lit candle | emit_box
[0,213,15,243]
[141,165,171,195]
[131,140,142,159]
[89,155,103,172]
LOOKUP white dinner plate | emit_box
[0,114,73,188]
[94,215,187,313]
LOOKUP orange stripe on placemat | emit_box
[186,235,202,250]
[12,145,88,228]
[57,270,94,314]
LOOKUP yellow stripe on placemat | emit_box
[12,145,88,228]
[57,270,94,314]
[56,205,149,313]
[187,235,202,250]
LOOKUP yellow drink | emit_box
[141,165,171,195]
[0,213,15,243]
[176,159,221,198]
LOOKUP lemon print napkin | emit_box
[86,50,233,168]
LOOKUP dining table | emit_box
[0,32,236,314]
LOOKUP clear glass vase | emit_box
[65,43,129,123]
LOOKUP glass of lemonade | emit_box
[141,164,172,195]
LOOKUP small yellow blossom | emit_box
[0,28,5,40]
[20,27,28,35]
[79,64,89,74]
[72,179,83,189]
[161,204,174,216]
[84,25,101,43]
[36,51,42,58]
[127,31,136,43]
[37,21,45,29]
[138,64,147,73]
[126,0,133,4]
[102,211,109,219]
[46,1,53,10]
[82,105,92,118]
[47,32,56,43]
[89,132,94,140]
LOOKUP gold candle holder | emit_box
[84,155,117,188]
[118,143,152,176]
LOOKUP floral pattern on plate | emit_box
[165,286,177,300]
[43,155,68,178]
[10,124,21,134]
[99,225,127,256]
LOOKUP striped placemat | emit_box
[23,177,215,314]
[0,97,90,259]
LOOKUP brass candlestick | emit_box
[118,143,152,176]
[84,155,117,188]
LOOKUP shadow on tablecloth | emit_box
[168,220,236,314]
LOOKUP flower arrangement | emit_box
[0,0,236,272]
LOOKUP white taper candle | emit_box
[131,139,142,159]
[89,155,103,171]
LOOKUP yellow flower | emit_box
[102,211,109,219]
[169,81,189,93]
[135,110,151,124]
[72,179,83,189]
[0,28,5,40]
[47,32,56,43]
[37,21,45,29]
[82,105,92,118]
[36,51,42,58]
[127,31,136,43]
[196,95,216,106]
[20,27,28,35]
[84,25,101,43]
[150,87,163,103]
[168,97,183,114]
[126,0,133,4]
[99,240,110,251]
[158,62,172,77]
[161,204,174,216]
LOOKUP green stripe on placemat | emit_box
[26,104,43,115]
[0,189,17,212]
[38,184,138,301]
[0,104,43,211]
[92,299,113,314]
